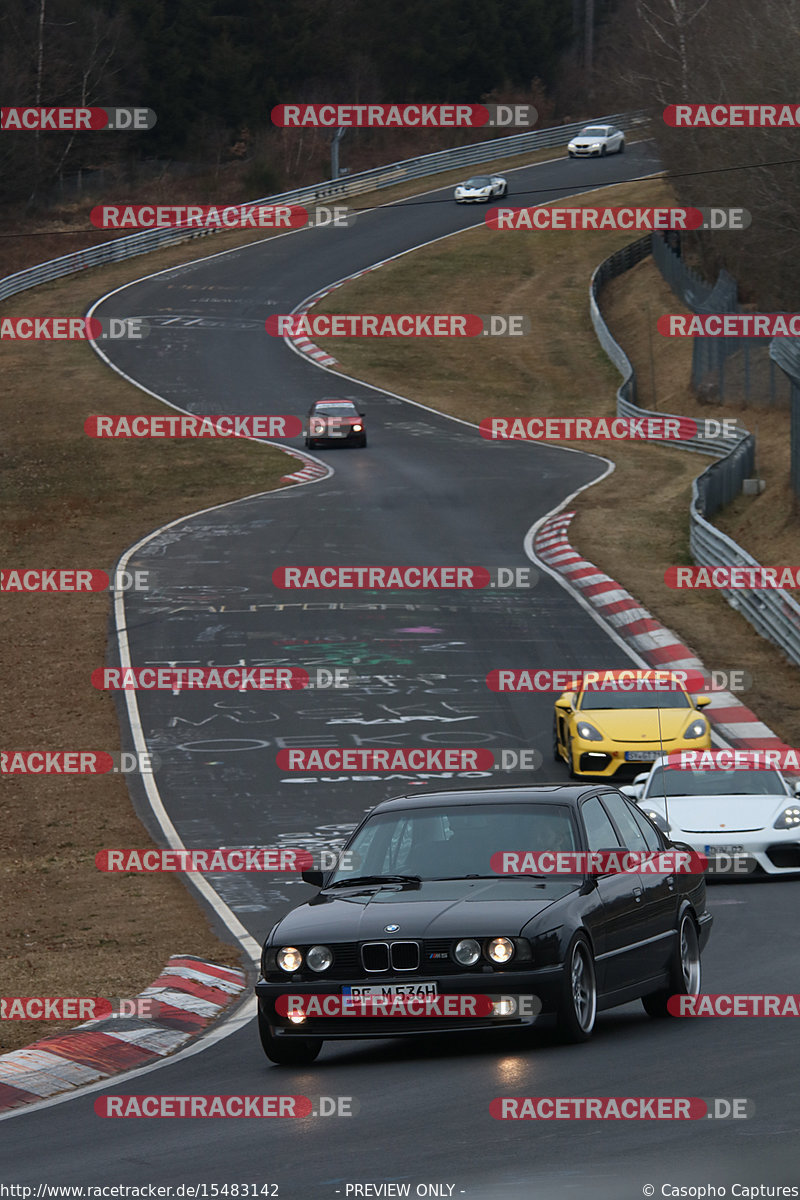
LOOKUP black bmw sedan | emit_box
[256,785,713,1064]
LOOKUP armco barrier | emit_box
[590,236,800,668]
[0,111,647,305]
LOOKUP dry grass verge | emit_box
[309,175,799,747]
[1,236,292,1053]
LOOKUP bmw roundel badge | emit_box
[384,923,400,933]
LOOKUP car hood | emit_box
[644,793,787,832]
[571,137,604,144]
[272,878,575,941]
[582,708,695,742]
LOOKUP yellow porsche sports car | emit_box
[553,678,711,778]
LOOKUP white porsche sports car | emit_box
[623,756,800,876]
[454,174,508,203]
[567,125,625,157]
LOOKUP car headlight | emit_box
[487,937,515,964]
[576,722,603,741]
[684,719,707,739]
[644,809,671,834]
[590,142,601,148]
[774,806,800,830]
[352,423,363,432]
[311,420,326,433]
[277,946,303,972]
[305,944,333,972]
[454,938,481,966]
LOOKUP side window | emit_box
[628,804,663,852]
[601,793,649,852]
[581,796,621,850]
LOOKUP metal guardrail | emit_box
[590,236,800,668]
[0,111,648,305]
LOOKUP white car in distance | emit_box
[622,756,800,876]
[567,125,625,157]
[454,174,508,203]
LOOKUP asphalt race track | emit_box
[3,142,799,1198]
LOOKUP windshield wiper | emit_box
[432,873,549,881]
[325,874,422,889]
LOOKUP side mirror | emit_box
[694,695,711,708]
[554,698,572,712]
[794,784,800,798]
[301,869,324,887]
[588,849,625,877]
[619,785,642,800]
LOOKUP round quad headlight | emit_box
[306,944,333,972]
[487,937,515,964]
[277,946,303,972]
[454,938,481,966]
[774,806,800,830]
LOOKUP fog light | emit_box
[288,1009,306,1025]
[492,997,517,1017]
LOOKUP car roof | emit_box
[311,397,357,406]
[371,784,615,814]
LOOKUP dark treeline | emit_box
[0,0,579,207]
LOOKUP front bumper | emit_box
[256,966,562,1040]
[568,146,603,156]
[678,832,800,876]
[572,737,712,778]
[455,194,492,203]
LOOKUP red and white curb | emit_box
[0,956,246,1113]
[534,511,791,754]
[279,447,330,484]
[285,265,384,366]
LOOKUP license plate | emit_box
[704,844,744,856]
[625,751,660,762]
[342,981,438,999]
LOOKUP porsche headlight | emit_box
[305,944,333,972]
[644,809,671,834]
[487,937,515,964]
[576,722,603,741]
[774,806,800,830]
[684,719,707,739]
[277,946,303,972]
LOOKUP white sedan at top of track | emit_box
[567,124,625,157]
[454,174,508,203]
[622,756,800,876]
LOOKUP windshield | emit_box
[464,176,491,186]
[327,803,579,883]
[578,690,690,711]
[580,127,608,136]
[314,403,358,417]
[645,767,787,798]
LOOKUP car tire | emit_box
[556,935,597,1042]
[552,719,562,762]
[499,184,508,197]
[258,1004,323,1065]
[568,151,574,158]
[358,434,367,448]
[601,145,607,156]
[566,734,578,778]
[619,140,625,153]
[641,911,701,1018]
